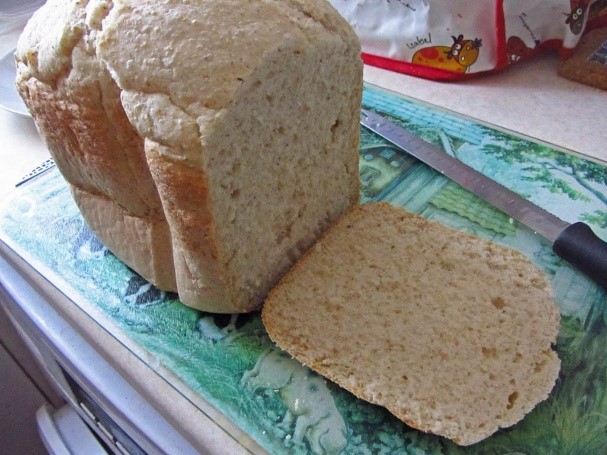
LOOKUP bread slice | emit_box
[16,0,362,312]
[263,202,561,446]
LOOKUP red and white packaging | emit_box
[328,0,607,80]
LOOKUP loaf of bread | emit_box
[16,0,363,313]
[263,202,561,446]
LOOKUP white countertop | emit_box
[363,57,607,165]
[1,20,606,455]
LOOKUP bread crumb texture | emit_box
[263,202,561,446]
[15,0,362,313]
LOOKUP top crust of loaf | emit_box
[95,0,359,124]
[263,202,561,446]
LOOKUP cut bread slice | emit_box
[263,202,561,446]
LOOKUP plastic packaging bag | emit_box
[328,0,607,80]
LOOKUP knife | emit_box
[361,108,607,290]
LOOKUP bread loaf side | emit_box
[263,202,561,446]
[16,0,363,312]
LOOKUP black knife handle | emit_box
[553,222,607,290]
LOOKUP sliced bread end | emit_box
[263,202,561,446]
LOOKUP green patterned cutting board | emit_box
[1,84,606,454]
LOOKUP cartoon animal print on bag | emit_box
[506,36,539,64]
[412,34,483,73]
[565,0,589,34]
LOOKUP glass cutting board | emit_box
[1,84,606,454]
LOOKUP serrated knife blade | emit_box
[361,108,607,290]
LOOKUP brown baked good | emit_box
[263,202,561,446]
[15,0,363,312]
[558,27,607,90]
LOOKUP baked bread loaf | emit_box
[263,202,561,446]
[16,0,362,313]
[558,27,607,90]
